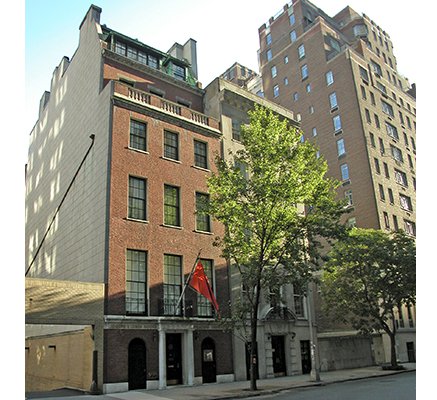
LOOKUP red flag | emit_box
[189,261,220,317]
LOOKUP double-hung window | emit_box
[196,192,211,232]
[128,176,147,220]
[301,64,308,80]
[163,254,182,315]
[329,92,338,109]
[126,250,147,315]
[197,259,214,317]
[129,120,147,151]
[194,140,208,169]
[333,115,342,132]
[164,184,181,226]
[337,138,345,156]
[164,130,179,161]
[340,163,349,180]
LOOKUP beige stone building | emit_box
[257,0,416,367]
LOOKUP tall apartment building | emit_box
[257,0,416,365]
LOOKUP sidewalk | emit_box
[26,363,416,400]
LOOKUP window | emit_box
[290,30,297,43]
[379,138,385,155]
[232,120,241,141]
[293,286,305,317]
[128,176,147,220]
[379,184,385,201]
[393,215,399,231]
[370,60,383,76]
[164,130,179,160]
[194,140,208,169]
[399,194,413,211]
[164,185,180,226]
[284,55,289,64]
[390,145,403,163]
[301,64,308,80]
[298,44,305,59]
[289,13,296,26]
[312,127,318,137]
[172,63,186,81]
[382,100,394,117]
[394,169,408,187]
[374,158,380,174]
[266,33,272,46]
[126,250,147,315]
[273,84,280,98]
[284,77,289,85]
[329,92,338,109]
[404,220,416,236]
[130,120,147,151]
[271,65,277,78]
[374,114,380,129]
[115,41,126,55]
[293,92,299,102]
[388,188,394,204]
[340,163,349,180]
[197,259,214,316]
[196,192,211,232]
[360,85,367,100]
[385,122,399,140]
[267,49,272,61]
[370,133,376,147]
[337,138,345,156]
[147,54,158,69]
[383,212,390,229]
[345,189,353,206]
[383,162,390,178]
[326,70,334,86]
[163,254,182,315]
[365,109,371,124]
[359,65,369,82]
[306,83,311,93]
[333,115,342,132]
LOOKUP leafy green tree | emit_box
[208,106,345,390]
[321,228,416,368]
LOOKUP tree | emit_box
[321,228,416,368]
[207,106,345,390]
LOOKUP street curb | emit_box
[206,368,416,400]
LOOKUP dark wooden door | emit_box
[300,340,311,374]
[406,342,416,362]
[166,333,182,385]
[128,338,147,390]
[201,337,217,383]
[272,335,286,376]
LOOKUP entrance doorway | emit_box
[271,335,286,376]
[300,340,311,374]
[128,338,147,390]
[201,337,217,383]
[166,333,182,385]
[406,342,416,362]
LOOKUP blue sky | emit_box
[24,0,418,139]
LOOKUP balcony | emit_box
[113,81,220,133]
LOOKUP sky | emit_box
[24,0,419,140]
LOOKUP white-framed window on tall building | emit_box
[163,254,182,315]
[290,30,297,43]
[298,44,305,59]
[337,138,346,156]
[340,163,349,180]
[333,115,342,132]
[326,70,334,86]
[289,13,296,26]
[267,49,272,61]
[301,64,308,80]
[271,65,277,78]
[345,189,353,206]
[273,84,280,98]
[329,92,338,109]
[390,145,403,163]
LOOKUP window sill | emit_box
[192,165,210,173]
[161,156,181,164]
[162,224,183,230]
[126,217,149,224]
[194,229,213,235]
[127,146,149,155]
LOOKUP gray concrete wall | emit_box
[25,6,111,282]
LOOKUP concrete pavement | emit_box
[26,363,416,400]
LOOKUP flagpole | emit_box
[174,249,202,316]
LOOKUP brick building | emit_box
[257,0,416,367]
[25,5,232,393]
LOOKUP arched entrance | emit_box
[201,337,216,383]
[128,338,147,390]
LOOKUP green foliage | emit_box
[321,228,416,336]
[208,105,345,316]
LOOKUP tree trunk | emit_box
[389,312,398,368]
[249,281,262,391]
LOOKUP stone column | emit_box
[159,328,167,389]
[185,329,194,385]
